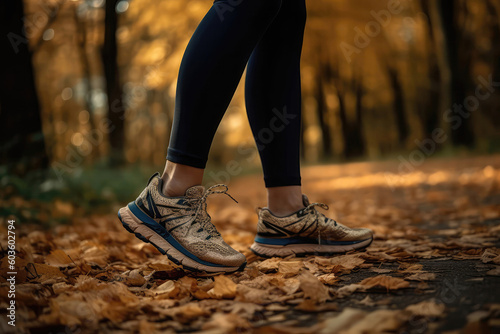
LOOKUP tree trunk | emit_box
[385,64,408,145]
[439,0,475,147]
[350,75,366,158]
[0,0,49,175]
[102,0,125,165]
[315,64,332,157]
[484,0,500,127]
[337,82,365,159]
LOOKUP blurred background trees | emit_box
[2,0,500,180]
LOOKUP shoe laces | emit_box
[186,184,238,237]
[302,202,338,244]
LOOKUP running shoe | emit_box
[250,195,373,257]
[118,173,247,275]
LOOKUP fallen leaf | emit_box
[406,272,436,281]
[319,308,366,334]
[124,269,146,287]
[278,260,303,277]
[406,300,446,317]
[280,278,301,294]
[173,303,209,323]
[486,266,500,276]
[236,285,268,304]
[257,257,281,273]
[359,275,410,291]
[318,273,338,285]
[45,249,74,267]
[29,263,66,279]
[154,280,176,295]
[208,275,237,299]
[202,312,250,332]
[357,296,376,306]
[298,271,329,303]
[329,255,365,271]
[336,284,363,298]
[343,309,407,334]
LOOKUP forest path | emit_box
[3,155,500,333]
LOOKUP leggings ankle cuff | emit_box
[265,176,301,188]
[167,148,207,169]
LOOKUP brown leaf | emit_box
[486,266,500,276]
[319,308,367,334]
[359,275,410,291]
[406,272,436,281]
[202,312,250,332]
[298,271,329,303]
[318,273,338,285]
[30,263,66,279]
[257,257,281,273]
[154,280,176,296]
[399,263,423,273]
[278,260,303,278]
[280,278,301,294]
[329,254,365,271]
[173,303,209,323]
[236,285,268,304]
[336,284,363,298]
[45,249,74,267]
[343,309,408,334]
[208,275,237,299]
[124,269,146,287]
[481,248,500,264]
[406,300,446,317]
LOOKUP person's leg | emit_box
[163,0,283,196]
[119,0,288,274]
[267,186,303,216]
[245,0,307,216]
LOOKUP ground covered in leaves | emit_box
[1,155,500,333]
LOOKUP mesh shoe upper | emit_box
[257,195,373,243]
[135,173,245,267]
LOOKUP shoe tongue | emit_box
[185,185,205,198]
[302,194,310,206]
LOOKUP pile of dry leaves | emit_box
[1,156,500,333]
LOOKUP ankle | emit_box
[161,160,204,197]
[267,186,304,217]
[268,205,303,217]
[162,177,190,197]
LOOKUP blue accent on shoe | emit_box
[254,236,370,246]
[127,201,226,268]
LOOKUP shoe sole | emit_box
[118,202,246,276]
[250,237,373,258]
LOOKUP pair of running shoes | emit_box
[118,173,373,275]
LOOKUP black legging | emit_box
[167,0,306,187]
